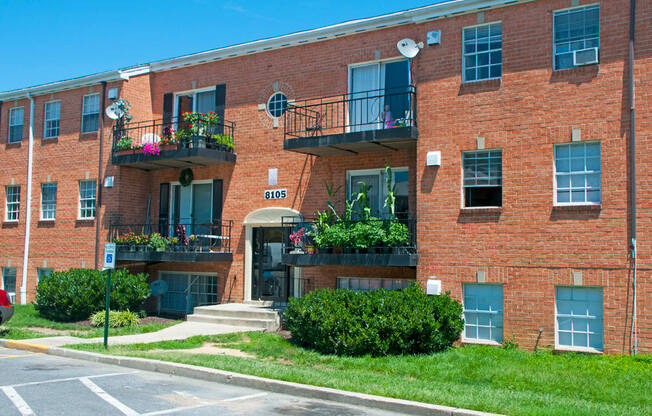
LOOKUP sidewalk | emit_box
[9,321,261,348]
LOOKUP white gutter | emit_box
[21,94,35,304]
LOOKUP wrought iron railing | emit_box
[109,218,233,254]
[112,116,235,155]
[284,85,416,139]
[281,215,417,255]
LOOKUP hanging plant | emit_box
[179,168,194,187]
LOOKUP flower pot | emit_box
[160,144,177,152]
[334,247,343,254]
[289,248,304,254]
[117,149,135,156]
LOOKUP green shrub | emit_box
[285,283,463,356]
[90,310,140,328]
[383,221,410,247]
[351,220,385,248]
[35,268,150,322]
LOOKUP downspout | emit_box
[94,82,107,269]
[21,94,35,304]
[628,0,638,355]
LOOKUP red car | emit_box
[0,290,14,325]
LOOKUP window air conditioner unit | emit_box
[573,47,599,66]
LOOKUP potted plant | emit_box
[116,136,136,154]
[159,129,178,152]
[384,220,410,254]
[289,227,306,254]
[148,233,169,252]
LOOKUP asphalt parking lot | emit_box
[0,347,407,416]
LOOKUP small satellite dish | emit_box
[150,280,168,297]
[141,133,161,144]
[105,103,124,120]
[397,38,424,59]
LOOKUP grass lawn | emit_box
[67,331,651,416]
[0,305,180,340]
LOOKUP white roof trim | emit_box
[1,0,534,99]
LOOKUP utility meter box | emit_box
[426,279,442,295]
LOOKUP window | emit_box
[554,142,600,205]
[463,22,502,82]
[463,284,504,344]
[2,267,16,298]
[267,92,288,118]
[41,183,57,220]
[347,168,409,217]
[554,5,600,70]
[37,268,53,282]
[556,286,603,352]
[78,180,96,219]
[463,150,502,207]
[44,101,60,138]
[81,94,100,133]
[5,185,20,221]
[337,277,413,292]
[8,107,24,143]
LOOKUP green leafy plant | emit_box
[210,134,234,149]
[383,221,410,247]
[285,283,464,356]
[351,219,386,249]
[35,268,150,322]
[116,136,135,150]
[90,310,140,328]
[147,233,169,251]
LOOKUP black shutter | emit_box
[162,93,173,125]
[214,84,226,135]
[212,179,223,238]
[158,183,170,236]
[173,185,180,230]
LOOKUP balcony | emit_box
[283,86,417,156]
[112,115,236,170]
[281,216,417,267]
[109,220,233,263]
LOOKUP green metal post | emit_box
[103,269,111,349]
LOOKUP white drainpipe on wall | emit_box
[21,94,35,304]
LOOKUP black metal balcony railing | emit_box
[112,116,235,154]
[109,219,233,258]
[281,215,417,255]
[284,86,416,139]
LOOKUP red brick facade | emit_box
[0,0,649,354]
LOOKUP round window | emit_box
[267,92,288,118]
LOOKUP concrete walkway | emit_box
[16,321,262,348]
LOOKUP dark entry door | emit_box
[252,227,289,301]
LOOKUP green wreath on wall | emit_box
[179,168,194,187]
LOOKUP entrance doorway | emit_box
[251,227,290,302]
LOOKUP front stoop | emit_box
[187,303,281,332]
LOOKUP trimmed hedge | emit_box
[90,310,140,328]
[285,283,463,356]
[35,268,150,322]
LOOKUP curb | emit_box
[1,339,501,416]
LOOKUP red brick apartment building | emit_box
[0,0,649,354]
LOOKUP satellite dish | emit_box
[150,280,168,297]
[397,38,424,59]
[105,103,124,120]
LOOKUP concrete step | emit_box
[192,306,279,320]
[186,314,279,331]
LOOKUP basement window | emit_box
[555,286,603,352]
[463,150,502,207]
[337,277,413,292]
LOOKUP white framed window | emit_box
[555,286,603,352]
[463,284,503,344]
[463,150,502,207]
[78,180,96,219]
[37,268,53,282]
[337,277,413,291]
[41,182,57,220]
[44,101,60,138]
[267,92,288,118]
[554,142,601,205]
[553,5,600,70]
[1,267,16,299]
[81,94,100,133]
[5,185,20,222]
[463,22,502,82]
[8,107,24,143]
[346,167,409,217]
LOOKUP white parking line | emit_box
[221,392,268,402]
[140,404,209,416]
[8,371,139,388]
[1,386,35,416]
[80,377,140,416]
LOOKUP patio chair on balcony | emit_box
[305,111,325,137]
